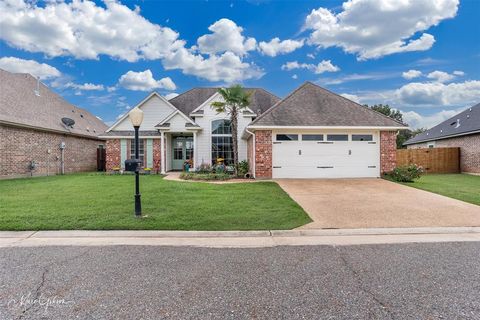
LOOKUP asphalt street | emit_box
[1,243,479,320]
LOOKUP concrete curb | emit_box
[0,227,479,248]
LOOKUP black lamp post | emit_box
[129,108,144,217]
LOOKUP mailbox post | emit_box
[126,108,144,217]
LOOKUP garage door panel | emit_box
[272,133,380,179]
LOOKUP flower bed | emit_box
[180,172,232,181]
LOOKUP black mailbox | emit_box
[125,159,142,172]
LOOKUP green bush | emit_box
[387,164,424,182]
[195,163,213,174]
[238,160,249,176]
[180,172,232,181]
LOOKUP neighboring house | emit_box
[100,88,279,173]
[0,69,107,179]
[404,103,480,173]
[103,82,406,179]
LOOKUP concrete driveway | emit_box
[276,178,480,229]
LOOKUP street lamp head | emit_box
[129,108,144,127]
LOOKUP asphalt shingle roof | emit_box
[99,130,160,137]
[168,87,280,117]
[251,82,407,128]
[0,69,107,138]
[404,103,480,145]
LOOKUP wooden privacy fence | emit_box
[396,147,460,174]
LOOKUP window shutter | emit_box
[120,139,127,169]
[146,139,153,168]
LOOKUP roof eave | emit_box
[404,129,480,145]
[247,125,408,130]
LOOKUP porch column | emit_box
[193,131,197,169]
[160,131,166,174]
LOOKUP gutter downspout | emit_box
[245,128,255,179]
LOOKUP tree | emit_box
[366,104,404,123]
[364,104,425,148]
[211,84,251,175]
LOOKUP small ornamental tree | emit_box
[211,85,251,175]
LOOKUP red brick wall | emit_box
[407,134,480,173]
[255,130,272,179]
[380,131,397,174]
[0,124,104,178]
[106,139,121,171]
[153,138,161,173]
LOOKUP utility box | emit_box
[125,159,142,172]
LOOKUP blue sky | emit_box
[0,0,479,128]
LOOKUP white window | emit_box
[130,139,145,166]
[211,119,233,165]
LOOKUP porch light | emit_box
[129,108,144,217]
[129,108,144,127]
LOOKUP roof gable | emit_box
[107,92,178,132]
[0,69,107,137]
[251,82,407,128]
[405,103,480,145]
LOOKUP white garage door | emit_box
[272,133,380,179]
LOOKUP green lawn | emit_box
[398,174,480,206]
[0,174,311,231]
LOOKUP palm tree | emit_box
[211,84,251,175]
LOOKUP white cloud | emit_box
[315,60,340,74]
[165,93,179,100]
[0,0,183,62]
[304,0,458,60]
[307,53,315,59]
[0,56,60,79]
[197,18,256,56]
[292,74,298,79]
[281,60,340,74]
[258,37,304,57]
[402,69,422,80]
[118,70,176,91]
[319,72,394,85]
[163,49,263,83]
[66,82,104,91]
[0,2,261,83]
[426,71,455,83]
[340,93,360,103]
[396,80,480,106]
[403,108,464,129]
[453,70,465,76]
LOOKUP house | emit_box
[0,69,107,179]
[100,88,279,173]
[102,82,406,179]
[404,103,480,173]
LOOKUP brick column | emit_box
[380,131,397,174]
[106,139,121,171]
[255,130,272,179]
[153,138,162,174]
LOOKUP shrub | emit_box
[180,172,232,181]
[238,160,249,176]
[387,164,424,182]
[195,163,213,174]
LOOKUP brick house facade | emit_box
[380,131,397,174]
[106,138,163,173]
[407,133,480,173]
[254,130,272,179]
[0,124,104,178]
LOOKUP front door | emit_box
[172,136,194,170]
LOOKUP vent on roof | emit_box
[450,119,460,128]
[61,117,75,128]
[80,114,84,118]
[34,77,40,97]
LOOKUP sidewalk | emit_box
[1,227,479,248]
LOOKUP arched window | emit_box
[211,119,233,165]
